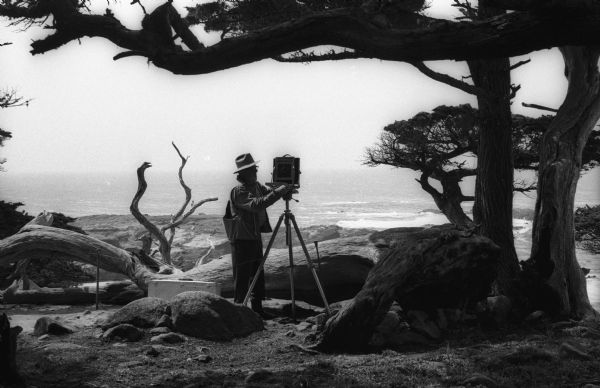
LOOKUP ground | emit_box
[5,303,600,388]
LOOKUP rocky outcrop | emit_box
[169,291,263,341]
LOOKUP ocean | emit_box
[1,167,599,309]
[1,167,598,228]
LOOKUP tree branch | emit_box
[274,49,362,63]
[409,61,492,99]
[3,2,600,75]
[509,58,531,70]
[522,102,559,113]
[130,162,172,264]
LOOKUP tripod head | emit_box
[283,189,299,203]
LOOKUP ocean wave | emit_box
[321,201,369,205]
[337,213,449,229]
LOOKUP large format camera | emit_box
[272,155,301,188]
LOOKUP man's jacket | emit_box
[230,182,279,240]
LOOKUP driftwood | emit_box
[0,313,22,385]
[2,280,143,305]
[313,229,500,353]
[129,143,218,265]
[0,223,378,304]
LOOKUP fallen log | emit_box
[0,224,378,305]
[0,313,23,385]
[313,228,500,353]
[2,280,144,305]
[196,234,377,305]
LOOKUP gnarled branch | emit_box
[2,1,600,74]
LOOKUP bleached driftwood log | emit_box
[0,224,377,304]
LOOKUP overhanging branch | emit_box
[2,1,600,75]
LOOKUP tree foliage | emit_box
[365,104,600,225]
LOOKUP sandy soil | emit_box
[5,303,600,388]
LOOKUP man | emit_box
[229,153,292,318]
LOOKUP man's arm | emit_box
[232,185,281,213]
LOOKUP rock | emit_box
[559,341,592,360]
[37,334,50,341]
[486,295,512,326]
[295,322,313,332]
[33,317,75,336]
[525,310,546,323]
[146,346,160,357]
[102,324,144,342]
[150,332,186,344]
[192,354,212,363]
[245,369,274,385]
[101,297,170,330]
[149,327,171,335]
[195,235,377,305]
[462,373,498,388]
[170,291,264,341]
[155,314,172,328]
[406,310,442,341]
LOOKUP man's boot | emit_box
[251,299,276,320]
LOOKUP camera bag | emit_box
[223,190,239,241]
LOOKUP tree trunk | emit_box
[314,229,500,353]
[468,58,519,296]
[418,173,474,228]
[0,313,22,385]
[529,46,600,319]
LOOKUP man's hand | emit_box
[274,183,294,197]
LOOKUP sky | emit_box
[0,1,570,175]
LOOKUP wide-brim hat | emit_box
[234,153,259,174]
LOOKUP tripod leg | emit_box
[289,214,331,316]
[242,213,284,306]
[285,213,297,321]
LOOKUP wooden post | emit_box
[96,250,100,310]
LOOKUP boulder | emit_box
[102,324,144,342]
[170,291,263,341]
[195,235,378,306]
[33,317,75,336]
[102,297,170,330]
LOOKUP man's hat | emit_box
[234,153,259,174]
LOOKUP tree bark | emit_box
[528,46,600,319]
[314,229,500,353]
